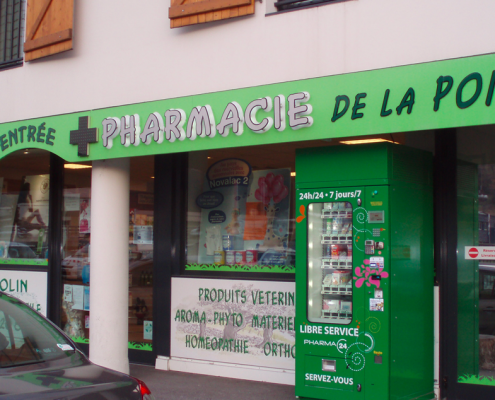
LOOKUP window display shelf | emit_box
[321,284,352,295]
[321,210,352,219]
[321,235,353,245]
[321,258,352,269]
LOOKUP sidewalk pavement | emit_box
[130,364,296,400]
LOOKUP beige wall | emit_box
[0,0,494,123]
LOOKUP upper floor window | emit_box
[0,0,25,70]
[274,0,337,12]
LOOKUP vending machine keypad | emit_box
[365,240,375,255]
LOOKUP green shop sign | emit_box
[2,53,495,162]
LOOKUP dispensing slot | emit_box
[322,359,336,372]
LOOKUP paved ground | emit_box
[130,364,296,400]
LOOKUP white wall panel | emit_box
[0,0,494,123]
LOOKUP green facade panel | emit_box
[1,53,495,162]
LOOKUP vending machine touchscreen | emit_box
[295,144,433,400]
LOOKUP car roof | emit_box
[479,264,495,272]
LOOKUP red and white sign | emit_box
[465,246,495,260]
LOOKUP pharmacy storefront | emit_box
[1,53,495,399]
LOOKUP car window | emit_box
[0,295,74,368]
[0,312,25,349]
[0,312,13,350]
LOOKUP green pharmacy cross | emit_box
[70,116,98,157]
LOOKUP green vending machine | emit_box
[295,143,434,400]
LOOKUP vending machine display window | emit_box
[307,201,352,324]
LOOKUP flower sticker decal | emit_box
[354,259,389,288]
[296,205,306,223]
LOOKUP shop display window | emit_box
[457,130,495,387]
[60,157,154,352]
[185,137,425,275]
[186,146,296,274]
[0,150,50,266]
[60,162,91,344]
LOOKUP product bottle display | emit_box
[308,201,353,323]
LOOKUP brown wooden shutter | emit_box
[169,0,255,28]
[24,0,74,61]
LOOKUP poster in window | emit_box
[12,175,50,260]
[0,194,16,243]
[192,158,291,271]
[79,198,91,233]
[133,225,153,245]
[243,169,290,251]
[64,193,80,212]
[71,285,85,311]
[84,286,90,311]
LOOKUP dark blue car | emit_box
[0,292,154,399]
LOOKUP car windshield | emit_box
[0,294,74,368]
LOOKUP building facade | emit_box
[1,0,495,399]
